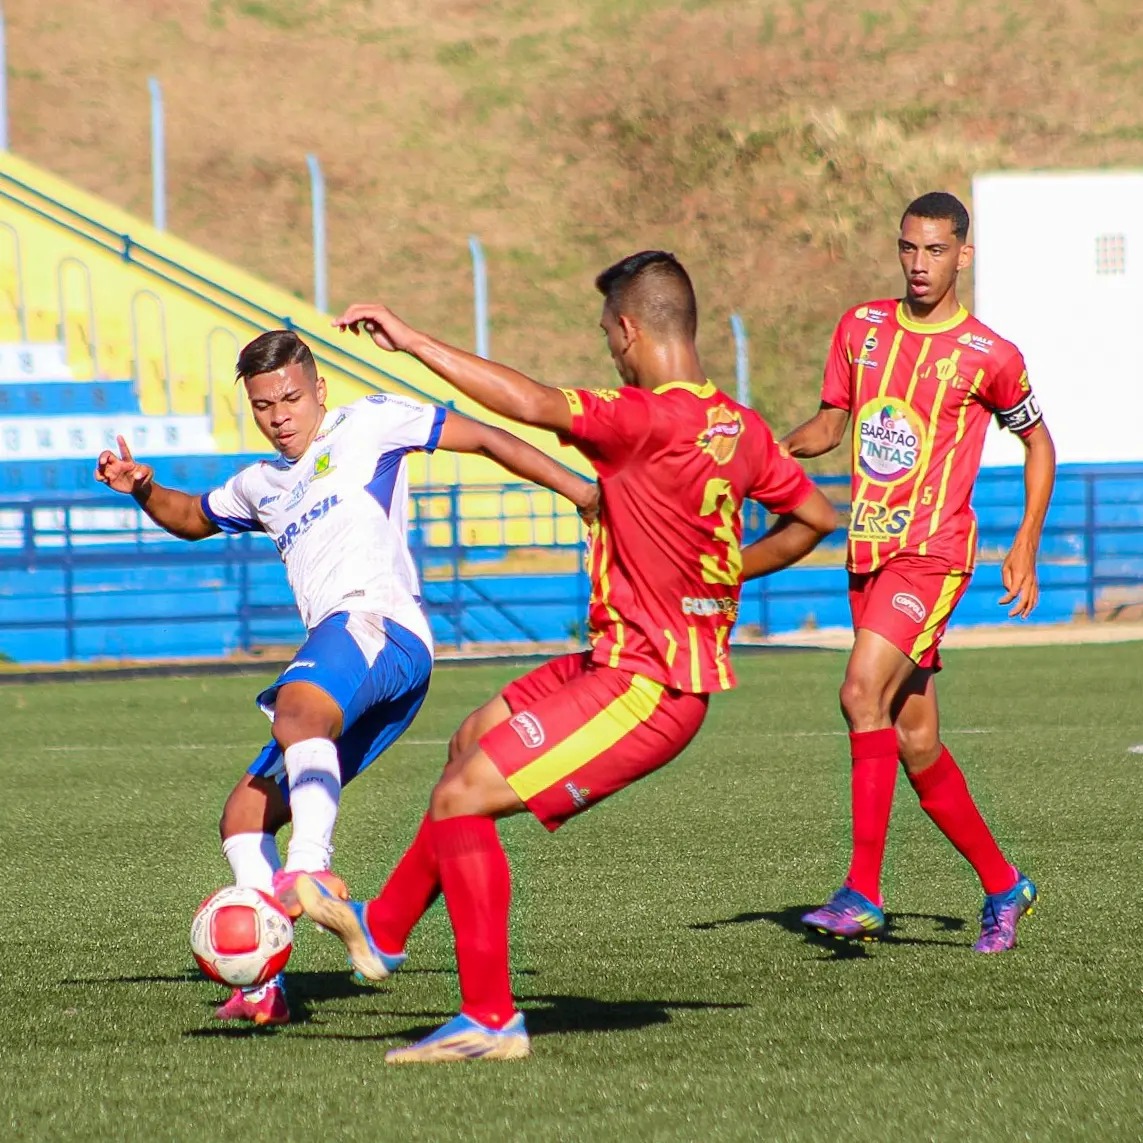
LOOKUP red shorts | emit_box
[480,651,709,831]
[848,556,970,670]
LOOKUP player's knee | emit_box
[896,725,940,773]
[839,673,888,726]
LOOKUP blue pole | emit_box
[0,4,10,152]
[148,78,166,231]
[468,235,489,358]
[306,154,328,313]
[730,312,750,407]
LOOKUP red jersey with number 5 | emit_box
[559,381,814,693]
[821,299,1043,575]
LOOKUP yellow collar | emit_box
[895,302,969,335]
[652,380,718,397]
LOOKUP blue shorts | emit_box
[247,611,432,801]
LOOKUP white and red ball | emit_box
[190,886,293,988]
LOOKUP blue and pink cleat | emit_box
[801,886,887,941]
[973,873,1037,953]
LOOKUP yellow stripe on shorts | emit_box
[506,674,665,803]
[909,572,965,662]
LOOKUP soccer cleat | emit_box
[213,975,289,1026]
[385,1012,530,1064]
[294,874,407,981]
[801,886,887,940]
[272,868,348,920]
[973,873,1037,953]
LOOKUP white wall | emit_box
[973,171,1143,466]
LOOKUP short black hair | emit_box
[594,250,698,339]
[235,330,317,384]
[902,192,970,241]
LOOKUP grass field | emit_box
[2,643,1142,1140]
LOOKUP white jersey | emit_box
[201,394,445,648]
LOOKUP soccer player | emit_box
[94,329,597,1025]
[295,250,839,1062]
[783,192,1056,951]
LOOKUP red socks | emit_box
[365,814,440,953]
[908,746,1017,896]
[843,727,900,905]
[431,815,515,1029]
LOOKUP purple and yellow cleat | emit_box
[801,886,887,941]
[385,1012,531,1065]
[973,873,1036,953]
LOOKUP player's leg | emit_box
[384,665,707,1064]
[895,672,1035,952]
[349,654,590,964]
[803,566,939,939]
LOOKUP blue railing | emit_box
[0,466,1140,665]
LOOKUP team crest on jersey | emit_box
[855,397,925,485]
[696,405,744,465]
[311,449,335,479]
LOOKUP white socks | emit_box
[221,831,280,893]
[282,737,342,873]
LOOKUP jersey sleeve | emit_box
[746,416,816,515]
[557,387,655,472]
[359,393,447,452]
[819,317,853,410]
[979,349,1043,438]
[200,467,264,534]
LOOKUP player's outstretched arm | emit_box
[1000,420,1056,619]
[740,485,839,581]
[781,404,849,459]
[94,436,219,541]
[335,303,572,434]
[436,412,597,514]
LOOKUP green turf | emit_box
[2,644,1141,1141]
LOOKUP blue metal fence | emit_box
[0,466,1140,665]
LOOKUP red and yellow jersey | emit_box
[821,299,1043,574]
[560,380,814,694]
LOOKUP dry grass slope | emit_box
[7,0,1143,455]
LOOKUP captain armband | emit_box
[995,394,1042,434]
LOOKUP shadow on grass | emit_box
[690,905,968,960]
[277,992,747,1044]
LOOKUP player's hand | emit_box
[576,481,601,527]
[999,537,1039,619]
[333,303,414,353]
[94,436,154,497]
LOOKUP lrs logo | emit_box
[509,712,545,749]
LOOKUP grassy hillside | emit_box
[7,0,1143,444]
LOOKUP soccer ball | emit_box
[190,886,294,988]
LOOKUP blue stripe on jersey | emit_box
[366,448,413,516]
[425,406,447,453]
[200,492,263,534]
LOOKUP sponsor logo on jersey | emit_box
[957,331,994,354]
[275,494,341,553]
[891,592,927,623]
[855,397,926,484]
[849,499,912,537]
[696,405,744,465]
[854,306,888,324]
[863,334,878,353]
[313,410,348,442]
[855,357,879,369]
[509,712,545,749]
[590,388,621,402]
[564,782,590,809]
[682,595,738,621]
[258,494,280,508]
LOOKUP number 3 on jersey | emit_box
[699,478,742,585]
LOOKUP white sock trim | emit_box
[221,831,280,894]
[283,737,341,873]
